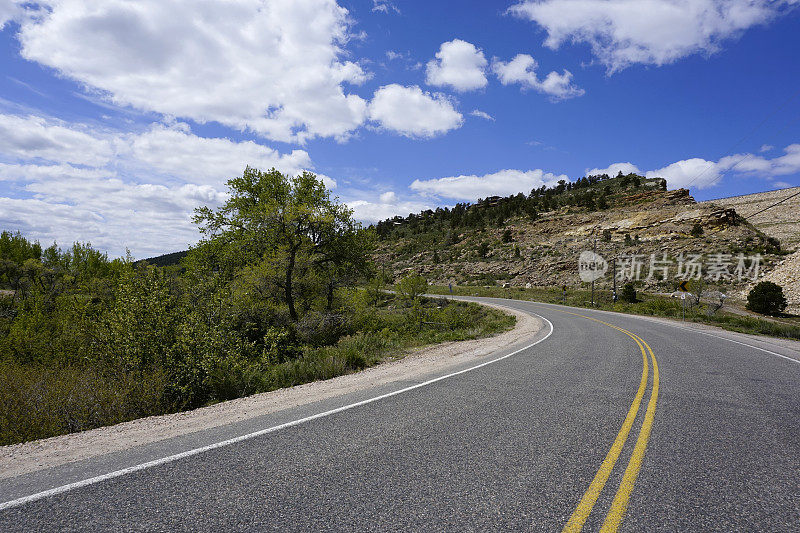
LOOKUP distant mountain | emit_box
[139,250,188,267]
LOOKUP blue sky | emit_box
[1,0,799,257]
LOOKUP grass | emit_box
[428,284,800,341]
[0,295,514,446]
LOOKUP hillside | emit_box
[374,174,791,308]
[701,186,800,251]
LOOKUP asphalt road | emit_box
[2,298,799,532]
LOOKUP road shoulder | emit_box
[0,301,540,480]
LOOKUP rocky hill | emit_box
[701,186,800,251]
[699,187,800,311]
[374,174,791,307]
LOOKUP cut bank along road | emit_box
[1,298,799,531]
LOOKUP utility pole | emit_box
[612,256,617,303]
[590,227,597,307]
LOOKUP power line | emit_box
[742,188,800,220]
[680,87,800,190]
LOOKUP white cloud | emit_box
[16,0,370,143]
[470,109,495,121]
[410,168,567,201]
[646,158,723,189]
[126,123,311,185]
[372,1,400,14]
[492,54,584,100]
[368,84,463,138]
[426,39,488,92]
[760,144,774,152]
[586,162,642,177]
[596,144,800,190]
[0,114,114,166]
[348,199,433,223]
[0,0,22,29]
[508,0,796,73]
[379,191,398,203]
[0,167,227,257]
[0,112,332,256]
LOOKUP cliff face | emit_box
[702,186,800,251]
[376,185,785,304]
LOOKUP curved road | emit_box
[1,298,799,531]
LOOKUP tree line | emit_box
[374,172,663,241]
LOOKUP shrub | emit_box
[396,274,428,302]
[478,241,489,258]
[296,312,351,347]
[746,281,787,316]
[501,229,513,243]
[262,327,303,364]
[690,223,704,237]
[621,283,637,303]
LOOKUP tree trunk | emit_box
[326,281,334,310]
[286,247,298,321]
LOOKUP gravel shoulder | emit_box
[0,301,540,480]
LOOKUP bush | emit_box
[690,223,704,237]
[296,312,351,347]
[396,274,428,302]
[746,281,787,316]
[621,283,637,303]
[501,229,513,243]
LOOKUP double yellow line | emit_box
[555,310,660,532]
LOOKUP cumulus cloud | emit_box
[508,0,796,73]
[0,113,330,256]
[368,84,463,138]
[470,109,495,121]
[0,0,22,29]
[0,114,114,166]
[16,0,369,143]
[492,54,584,100]
[586,162,642,177]
[595,144,800,190]
[426,39,489,92]
[379,191,398,203]
[126,123,311,185]
[348,198,434,223]
[410,168,567,201]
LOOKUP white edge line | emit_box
[489,297,800,365]
[649,321,800,364]
[0,313,554,511]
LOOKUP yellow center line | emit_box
[555,310,651,533]
[600,332,659,532]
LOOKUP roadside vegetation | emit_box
[0,168,513,446]
[428,284,800,341]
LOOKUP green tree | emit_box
[746,281,787,316]
[192,167,370,321]
[621,283,637,303]
[396,274,427,302]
